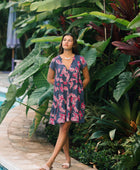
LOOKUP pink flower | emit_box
[60,86,64,92]
[81,102,85,110]
[63,81,67,85]
[59,106,65,113]
[63,86,68,91]
[73,85,78,90]
[79,110,83,118]
[72,72,77,78]
[56,59,61,64]
[77,61,80,67]
[69,81,73,89]
[80,56,86,65]
[58,68,61,73]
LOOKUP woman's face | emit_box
[62,35,74,51]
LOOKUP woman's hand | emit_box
[82,65,90,89]
[47,68,55,85]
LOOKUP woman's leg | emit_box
[63,135,70,162]
[62,135,71,168]
[44,121,71,168]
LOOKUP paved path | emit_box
[0,72,94,170]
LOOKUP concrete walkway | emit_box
[0,72,94,170]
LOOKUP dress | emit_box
[49,55,87,125]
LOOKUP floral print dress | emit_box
[49,55,87,125]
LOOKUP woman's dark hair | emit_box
[59,33,78,54]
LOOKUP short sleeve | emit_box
[80,56,87,70]
[49,58,56,71]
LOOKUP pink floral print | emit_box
[49,55,87,125]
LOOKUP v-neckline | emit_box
[59,55,75,71]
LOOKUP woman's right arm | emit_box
[47,68,55,85]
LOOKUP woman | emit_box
[40,33,90,170]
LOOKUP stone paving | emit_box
[0,72,94,170]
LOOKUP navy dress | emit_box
[49,55,87,125]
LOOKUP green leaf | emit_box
[95,54,130,91]
[0,85,17,124]
[109,129,116,141]
[90,131,104,139]
[13,62,40,84]
[67,11,129,26]
[78,27,92,40]
[80,46,97,69]
[124,33,140,41]
[29,99,49,137]
[33,67,49,88]
[10,43,41,77]
[13,56,50,84]
[6,84,17,101]
[136,111,140,125]
[30,0,86,12]
[39,85,53,105]
[66,15,97,33]
[113,72,136,101]
[93,38,111,57]
[128,13,140,29]
[31,36,62,43]
[27,87,47,106]
[16,79,29,97]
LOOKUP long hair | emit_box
[59,33,78,54]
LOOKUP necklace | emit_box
[64,57,71,60]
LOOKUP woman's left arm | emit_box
[82,65,90,89]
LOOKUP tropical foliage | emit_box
[0,0,140,169]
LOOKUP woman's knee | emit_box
[60,122,71,133]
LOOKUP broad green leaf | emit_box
[77,39,92,47]
[64,7,93,16]
[0,2,6,10]
[123,99,131,121]
[5,1,18,8]
[66,15,97,33]
[90,131,105,139]
[109,129,116,141]
[30,0,86,12]
[128,13,140,29]
[95,54,130,91]
[29,99,49,137]
[67,11,129,26]
[13,55,51,84]
[16,79,29,97]
[113,72,136,101]
[39,85,54,105]
[10,43,41,77]
[78,27,92,40]
[93,37,111,57]
[95,1,104,10]
[27,87,47,106]
[33,67,49,88]
[36,11,50,22]
[18,0,33,7]
[16,22,36,38]
[0,100,16,124]
[0,85,17,123]
[80,46,97,69]
[6,84,17,101]
[31,36,62,43]
[90,11,116,22]
[136,111,140,125]
[124,33,140,41]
